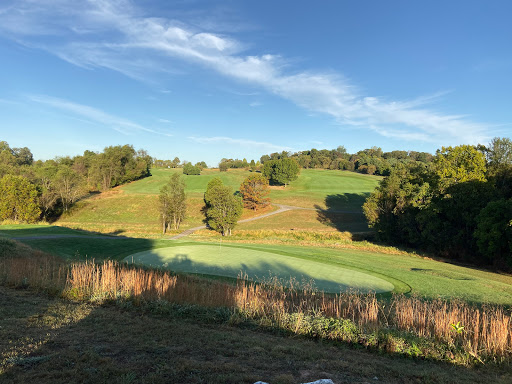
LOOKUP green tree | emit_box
[474,198,512,266]
[262,158,300,186]
[205,183,242,236]
[204,177,223,206]
[240,174,270,210]
[434,145,486,191]
[183,162,201,175]
[54,166,87,212]
[219,162,229,172]
[0,175,40,222]
[159,173,187,233]
[486,137,512,176]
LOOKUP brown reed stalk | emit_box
[1,247,512,362]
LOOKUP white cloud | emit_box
[28,94,172,136]
[188,136,292,153]
[0,0,493,145]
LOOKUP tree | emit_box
[474,198,512,267]
[486,137,512,175]
[171,157,181,168]
[204,177,223,206]
[240,174,270,210]
[195,161,207,170]
[0,175,40,222]
[54,166,87,212]
[219,162,229,172]
[205,183,242,236]
[434,145,486,191]
[183,162,201,175]
[159,173,187,233]
[262,158,300,186]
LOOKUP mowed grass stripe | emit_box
[125,244,394,293]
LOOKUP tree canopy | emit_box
[159,173,187,233]
[240,173,270,210]
[363,138,512,270]
[262,158,300,186]
[0,175,40,222]
[205,180,242,236]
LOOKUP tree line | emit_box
[0,141,152,222]
[260,146,433,176]
[363,137,512,270]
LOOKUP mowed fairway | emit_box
[56,167,381,235]
[125,243,394,293]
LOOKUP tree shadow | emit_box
[314,193,372,233]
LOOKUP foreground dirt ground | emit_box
[1,286,510,384]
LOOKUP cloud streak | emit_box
[188,136,292,153]
[1,0,492,145]
[28,94,171,136]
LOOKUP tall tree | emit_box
[205,183,242,236]
[0,175,40,222]
[159,173,187,233]
[240,174,270,210]
[54,166,86,212]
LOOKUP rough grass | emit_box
[2,242,512,369]
[4,286,511,384]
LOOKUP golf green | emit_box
[125,244,394,293]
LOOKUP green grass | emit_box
[125,244,394,293]
[123,167,381,210]
[8,225,512,305]
[55,168,381,235]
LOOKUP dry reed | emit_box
[1,242,511,362]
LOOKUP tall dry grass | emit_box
[0,239,510,362]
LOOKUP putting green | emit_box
[125,244,394,293]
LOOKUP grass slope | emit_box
[55,168,381,236]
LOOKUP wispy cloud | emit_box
[1,0,492,145]
[28,94,171,136]
[188,136,292,153]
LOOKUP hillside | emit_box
[55,168,381,237]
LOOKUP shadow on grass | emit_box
[0,226,156,261]
[127,249,394,295]
[314,193,372,233]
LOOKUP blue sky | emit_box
[0,0,511,166]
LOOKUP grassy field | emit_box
[3,286,508,384]
[4,225,512,305]
[54,167,381,236]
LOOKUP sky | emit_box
[0,0,511,166]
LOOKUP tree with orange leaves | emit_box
[240,173,270,210]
